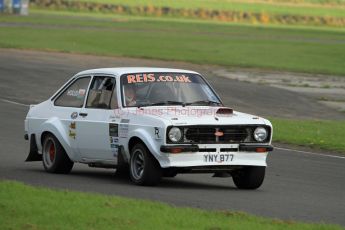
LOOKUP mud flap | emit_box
[25,134,42,162]
[115,146,129,174]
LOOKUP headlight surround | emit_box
[168,127,183,142]
[253,127,268,142]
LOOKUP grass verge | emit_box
[0,180,343,230]
[0,12,345,75]
[271,118,345,153]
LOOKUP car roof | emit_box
[76,67,200,77]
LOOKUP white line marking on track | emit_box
[276,147,345,159]
[0,98,29,107]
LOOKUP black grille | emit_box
[185,127,216,143]
[219,127,248,142]
[185,126,248,143]
[167,125,270,144]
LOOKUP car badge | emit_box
[214,131,224,137]
[71,112,78,119]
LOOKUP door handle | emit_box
[79,112,88,117]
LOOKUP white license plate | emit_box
[203,154,234,163]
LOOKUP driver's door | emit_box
[76,75,119,163]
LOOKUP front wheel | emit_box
[42,134,74,174]
[129,143,162,186]
[232,166,265,190]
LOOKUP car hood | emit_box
[127,106,270,126]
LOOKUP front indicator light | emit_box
[170,148,183,154]
[256,147,267,153]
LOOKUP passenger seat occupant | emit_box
[124,84,137,106]
[149,84,174,103]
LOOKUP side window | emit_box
[54,77,90,107]
[86,76,116,109]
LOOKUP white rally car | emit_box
[25,67,273,189]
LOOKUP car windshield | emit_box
[121,72,222,107]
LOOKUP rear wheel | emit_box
[42,134,74,174]
[129,143,162,186]
[232,166,265,190]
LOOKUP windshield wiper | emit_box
[186,100,222,106]
[147,101,186,106]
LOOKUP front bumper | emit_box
[158,144,273,168]
[160,144,273,153]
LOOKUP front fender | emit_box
[128,128,170,168]
[38,117,78,161]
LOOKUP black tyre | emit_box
[42,134,74,174]
[129,143,162,186]
[232,166,265,190]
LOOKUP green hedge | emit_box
[29,0,345,27]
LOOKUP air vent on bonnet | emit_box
[216,107,233,116]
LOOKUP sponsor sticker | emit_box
[71,112,78,119]
[66,88,86,99]
[110,136,119,144]
[110,143,119,157]
[68,122,76,139]
[126,73,192,84]
[78,89,86,96]
[110,143,118,149]
[109,124,119,157]
[109,136,119,157]
[154,127,162,139]
[67,89,79,97]
[109,123,118,137]
[118,119,130,138]
[119,124,129,138]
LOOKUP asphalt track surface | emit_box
[0,49,344,226]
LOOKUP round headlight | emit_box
[168,127,182,142]
[254,127,268,142]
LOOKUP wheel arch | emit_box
[128,136,144,154]
[38,117,77,162]
[40,131,53,145]
[128,135,163,186]
[127,132,168,168]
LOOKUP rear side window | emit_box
[86,76,116,109]
[54,77,91,108]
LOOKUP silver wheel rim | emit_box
[43,138,56,168]
[130,149,145,180]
